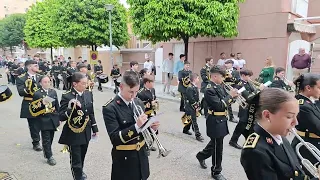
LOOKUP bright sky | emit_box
[119,0,129,8]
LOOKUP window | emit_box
[291,0,309,17]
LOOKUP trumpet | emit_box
[222,82,248,109]
[283,77,295,92]
[249,79,262,87]
[291,128,320,178]
[132,100,171,158]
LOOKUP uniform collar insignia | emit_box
[266,137,273,144]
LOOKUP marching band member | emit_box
[182,73,204,142]
[16,62,25,76]
[110,64,121,94]
[139,68,150,89]
[178,61,192,112]
[51,60,62,89]
[94,60,104,92]
[16,60,42,151]
[137,75,158,153]
[291,73,320,176]
[240,88,318,180]
[66,61,78,90]
[30,76,60,166]
[77,63,94,92]
[200,57,214,118]
[9,59,19,85]
[102,70,160,180]
[270,67,294,91]
[229,69,259,149]
[129,61,139,74]
[58,72,99,180]
[196,66,238,180]
[224,60,240,123]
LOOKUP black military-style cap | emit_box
[0,85,12,102]
[25,60,37,67]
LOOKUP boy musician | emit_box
[137,75,158,153]
[270,67,294,91]
[200,58,214,118]
[182,73,204,142]
[51,60,62,89]
[110,64,121,94]
[224,60,240,123]
[94,60,104,92]
[228,69,262,149]
[178,61,192,112]
[196,66,238,180]
[77,63,94,92]
[66,61,78,90]
[61,61,69,90]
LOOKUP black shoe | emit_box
[212,173,227,180]
[150,146,157,151]
[196,136,204,142]
[82,172,87,179]
[228,118,238,123]
[33,144,42,151]
[196,154,207,169]
[229,141,242,149]
[47,157,56,166]
[183,130,192,135]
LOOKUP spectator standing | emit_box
[258,56,275,83]
[162,53,174,94]
[291,48,311,80]
[216,52,227,66]
[236,52,246,69]
[143,54,154,74]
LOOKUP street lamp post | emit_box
[105,4,114,66]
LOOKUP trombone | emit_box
[132,100,171,158]
[290,128,320,178]
[222,82,248,109]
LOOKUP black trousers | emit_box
[10,74,16,85]
[53,76,60,88]
[228,104,234,120]
[230,121,247,143]
[180,93,185,112]
[69,144,89,180]
[27,118,41,146]
[183,111,201,137]
[41,130,54,158]
[97,78,102,90]
[7,74,11,83]
[197,137,224,175]
[113,80,120,94]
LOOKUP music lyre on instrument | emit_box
[132,100,170,158]
[290,128,320,178]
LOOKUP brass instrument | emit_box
[249,79,262,88]
[291,128,320,178]
[132,100,171,158]
[222,82,248,109]
[87,79,94,92]
[283,77,295,92]
[152,100,159,111]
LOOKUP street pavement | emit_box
[0,74,247,180]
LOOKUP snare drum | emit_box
[98,74,109,84]
[0,85,12,102]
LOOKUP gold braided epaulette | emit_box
[18,73,25,78]
[243,133,260,149]
[103,98,114,107]
[63,90,71,95]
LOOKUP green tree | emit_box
[127,0,244,59]
[54,0,129,49]
[24,0,62,61]
[1,14,26,55]
[0,20,7,54]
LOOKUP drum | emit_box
[0,85,12,102]
[98,74,109,84]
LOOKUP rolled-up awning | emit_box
[287,22,317,34]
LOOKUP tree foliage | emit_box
[24,0,62,49]
[127,0,244,59]
[54,0,129,48]
[0,14,26,52]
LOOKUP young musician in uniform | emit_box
[291,73,320,177]
[94,60,104,92]
[270,67,294,91]
[51,60,62,89]
[229,69,263,149]
[129,61,139,73]
[16,62,25,76]
[66,61,78,90]
[182,73,204,142]
[77,63,94,92]
[31,76,60,166]
[16,60,42,151]
[61,61,69,90]
[178,61,192,112]
[139,68,150,89]
[196,66,238,180]
[137,75,158,153]
[102,70,160,180]
[241,88,319,180]
[58,72,99,180]
[224,60,240,123]
[110,64,121,94]
[200,58,214,118]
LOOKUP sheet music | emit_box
[43,96,55,103]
